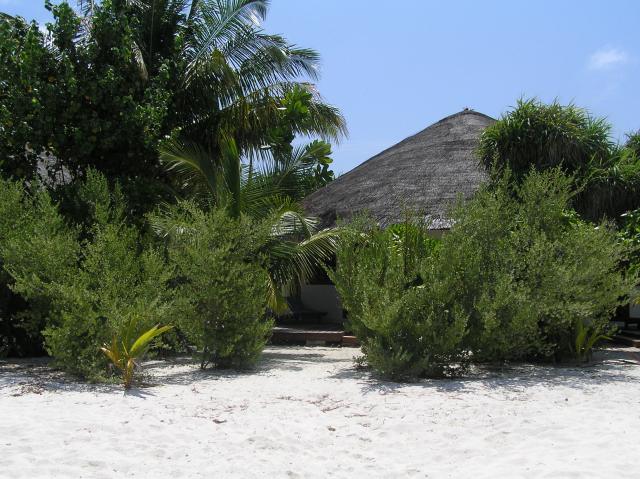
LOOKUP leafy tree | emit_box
[0,15,58,180]
[582,145,640,221]
[77,0,346,178]
[262,85,337,194]
[478,98,614,180]
[0,4,172,190]
[0,1,345,213]
[626,131,640,158]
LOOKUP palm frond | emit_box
[184,0,269,81]
[159,140,222,197]
[150,202,201,238]
[269,205,318,239]
[132,40,149,81]
[129,324,174,357]
[265,226,339,296]
[220,135,242,217]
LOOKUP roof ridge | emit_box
[432,109,496,125]
[305,109,495,200]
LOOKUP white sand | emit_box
[2,346,640,478]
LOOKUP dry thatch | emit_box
[303,109,495,229]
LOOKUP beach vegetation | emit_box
[101,323,173,389]
[154,203,272,369]
[330,218,467,380]
[478,98,640,222]
[0,0,343,364]
[332,169,634,379]
[0,171,174,378]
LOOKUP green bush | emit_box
[0,179,78,357]
[442,169,632,362]
[1,171,173,377]
[332,170,633,380]
[40,221,172,378]
[330,219,467,380]
[476,98,640,222]
[155,203,272,369]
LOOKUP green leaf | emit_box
[129,324,173,358]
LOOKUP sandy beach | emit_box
[2,346,640,478]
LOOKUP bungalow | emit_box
[299,109,496,323]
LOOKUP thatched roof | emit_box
[303,109,495,229]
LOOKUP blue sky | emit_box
[3,0,639,174]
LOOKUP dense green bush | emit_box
[0,178,78,357]
[330,219,467,380]
[39,221,172,378]
[477,99,613,180]
[1,172,277,374]
[1,171,173,377]
[332,170,633,380]
[443,169,632,362]
[154,203,272,369]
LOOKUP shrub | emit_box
[0,179,78,357]
[332,170,633,379]
[441,168,632,362]
[330,219,467,380]
[155,203,272,369]
[2,171,173,378]
[41,221,172,378]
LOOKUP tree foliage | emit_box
[0,1,345,211]
[478,99,614,179]
[0,4,172,188]
[478,98,640,221]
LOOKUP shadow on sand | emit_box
[144,346,350,386]
[328,347,640,396]
[3,346,639,397]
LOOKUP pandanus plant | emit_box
[101,324,173,389]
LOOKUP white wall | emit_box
[300,285,344,323]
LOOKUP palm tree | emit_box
[76,0,346,155]
[102,1,348,311]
